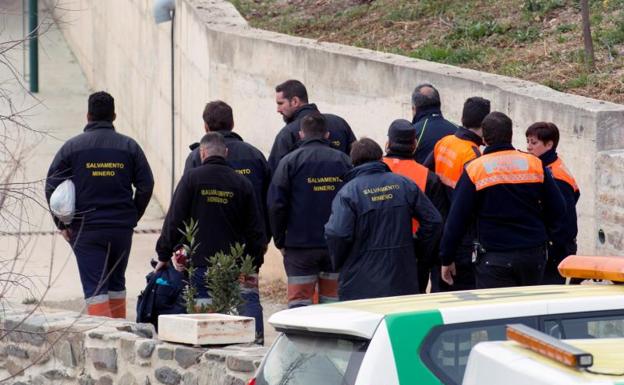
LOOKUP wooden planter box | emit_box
[158,314,255,345]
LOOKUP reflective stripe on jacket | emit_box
[466,150,544,191]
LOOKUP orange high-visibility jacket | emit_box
[383,157,428,233]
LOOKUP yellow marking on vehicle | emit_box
[326,285,624,315]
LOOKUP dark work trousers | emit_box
[541,243,575,284]
[475,245,547,289]
[70,228,133,302]
[190,266,264,343]
[429,247,476,293]
[284,248,338,308]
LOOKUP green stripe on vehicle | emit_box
[386,310,444,385]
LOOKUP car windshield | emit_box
[255,332,368,385]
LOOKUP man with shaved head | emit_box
[411,83,458,164]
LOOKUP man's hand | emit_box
[60,229,71,242]
[441,263,456,286]
[154,260,168,272]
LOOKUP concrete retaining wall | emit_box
[0,306,265,384]
[45,0,624,256]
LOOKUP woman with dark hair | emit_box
[526,122,580,284]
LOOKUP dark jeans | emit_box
[475,245,546,289]
[71,228,133,301]
[431,245,476,292]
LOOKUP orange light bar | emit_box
[558,255,624,282]
[506,324,593,368]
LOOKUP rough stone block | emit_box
[155,366,181,385]
[157,346,173,360]
[119,372,139,385]
[5,317,46,346]
[158,314,254,345]
[226,354,256,373]
[174,347,203,369]
[203,348,234,362]
[223,374,246,385]
[32,375,52,385]
[32,348,52,365]
[5,358,24,377]
[42,368,73,380]
[137,340,157,359]
[117,323,156,339]
[5,344,29,359]
[96,375,114,385]
[88,347,118,373]
[78,374,96,385]
[54,340,77,367]
[120,337,136,363]
[182,372,198,385]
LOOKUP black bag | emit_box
[136,264,186,330]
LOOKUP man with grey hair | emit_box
[155,132,266,320]
[411,83,458,164]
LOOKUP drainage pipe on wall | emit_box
[154,0,176,197]
[28,0,38,93]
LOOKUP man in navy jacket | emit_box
[182,100,270,344]
[440,112,566,289]
[325,138,442,300]
[46,91,154,318]
[412,83,458,164]
[268,112,352,308]
[268,79,356,173]
[160,132,266,343]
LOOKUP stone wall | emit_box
[44,0,624,256]
[0,306,266,385]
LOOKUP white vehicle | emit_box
[249,255,624,385]
[464,324,624,385]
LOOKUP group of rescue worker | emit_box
[45,80,579,345]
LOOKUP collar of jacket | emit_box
[84,121,115,132]
[188,130,244,151]
[299,137,331,147]
[287,103,319,124]
[201,155,228,166]
[217,130,244,142]
[345,160,391,182]
[385,151,414,160]
[539,148,558,166]
[483,143,515,155]
[455,126,484,146]
[412,106,443,124]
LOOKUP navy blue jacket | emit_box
[184,130,271,241]
[267,138,352,249]
[325,161,443,300]
[413,106,458,164]
[45,121,154,230]
[267,104,356,173]
[541,149,580,259]
[156,156,266,268]
[439,144,567,265]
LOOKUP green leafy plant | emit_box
[178,218,200,313]
[204,243,256,315]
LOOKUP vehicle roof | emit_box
[269,285,624,339]
[469,339,624,383]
